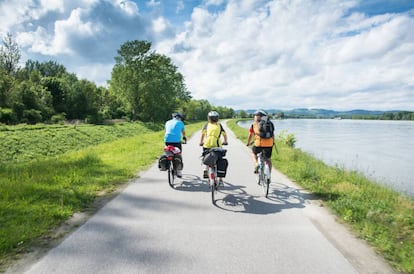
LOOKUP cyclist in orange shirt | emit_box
[246,110,274,174]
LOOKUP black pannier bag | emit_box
[216,158,228,177]
[173,154,183,170]
[158,155,169,171]
[202,151,218,166]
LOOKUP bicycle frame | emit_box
[202,147,226,204]
[164,145,181,188]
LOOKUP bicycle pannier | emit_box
[216,158,228,177]
[203,151,218,166]
[173,154,183,170]
[158,155,169,171]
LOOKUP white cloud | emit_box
[155,0,414,110]
[176,1,185,13]
[2,0,413,110]
[118,0,139,16]
[152,17,167,33]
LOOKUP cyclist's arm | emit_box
[221,128,228,144]
[199,129,206,146]
[182,129,187,142]
[246,125,254,145]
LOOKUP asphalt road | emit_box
[21,122,394,274]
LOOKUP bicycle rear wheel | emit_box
[264,162,271,197]
[168,161,175,188]
[210,167,217,204]
[263,175,269,197]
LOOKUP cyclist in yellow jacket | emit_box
[199,111,228,178]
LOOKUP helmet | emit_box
[172,112,185,120]
[254,110,267,117]
[207,111,219,122]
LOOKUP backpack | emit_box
[203,122,225,147]
[258,119,274,138]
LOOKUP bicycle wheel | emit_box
[264,163,270,197]
[210,167,217,204]
[260,169,267,195]
[168,161,175,188]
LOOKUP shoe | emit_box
[254,164,259,174]
[176,170,182,178]
[218,179,224,187]
[203,170,208,178]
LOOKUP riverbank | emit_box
[227,119,413,273]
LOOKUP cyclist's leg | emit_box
[264,147,272,171]
[202,147,208,178]
[252,146,261,173]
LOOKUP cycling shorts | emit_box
[165,142,182,151]
[252,146,272,159]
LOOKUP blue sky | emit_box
[1,0,413,111]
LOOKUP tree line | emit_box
[0,33,234,125]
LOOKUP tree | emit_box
[24,60,67,78]
[238,110,248,118]
[0,69,14,107]
[181,99,212,121]
[110,40,191,122]
[0,33,21,75]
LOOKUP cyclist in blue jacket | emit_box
[164,113,186,177]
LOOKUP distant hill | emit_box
[240,108,402,118]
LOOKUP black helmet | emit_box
[254,110,267,117]
[172,112,185,120]
[208,111,219,122]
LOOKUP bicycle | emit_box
[201,147,227,204]
[161,145,182,188]
[257,151,271,197]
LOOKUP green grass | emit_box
[0,121,203,270]
[227,119,414,273]
[0,122,160,164]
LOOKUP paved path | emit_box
[22,122,394,274]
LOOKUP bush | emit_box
[51,113,66,124]
[278,130,296,147]
[22,109,43,124]
[0,108,17,124]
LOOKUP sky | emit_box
[1,0,414,111]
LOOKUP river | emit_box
[238,119,414,197]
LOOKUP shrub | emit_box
[0,108,17,124]
[22,109,43,124]
[51,113,66,124]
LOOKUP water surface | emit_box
[239,119,414,197]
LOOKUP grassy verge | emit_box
[227,119,414,273]
[0,122,161,164]
[0,121,203,271]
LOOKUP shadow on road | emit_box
[215,182,307,214]
[167,173,318,216]
[173,174,210,192]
